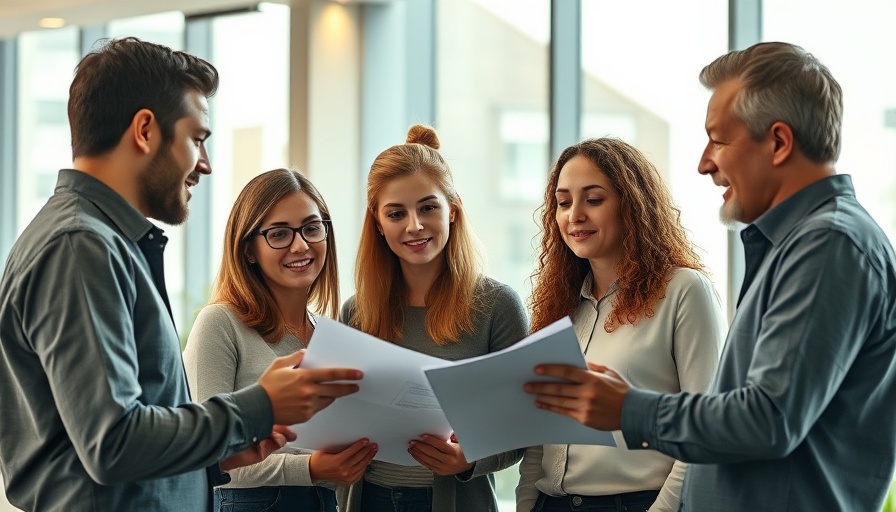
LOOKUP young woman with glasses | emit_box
[183,168,377,512]
[337,125,529,512]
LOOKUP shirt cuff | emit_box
[230,383,275,444]
[620,387,663,451]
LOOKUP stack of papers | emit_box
[288,317,615,466]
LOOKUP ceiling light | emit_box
[38,18,66,29]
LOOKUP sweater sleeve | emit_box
[483,279,530,352]
[515,445,544,512]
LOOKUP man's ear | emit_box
[769,121,794,166]
[131,109,156,156]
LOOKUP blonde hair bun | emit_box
[406,124,440,150]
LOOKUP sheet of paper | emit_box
[423,317,616,462]
[287,317,453,466]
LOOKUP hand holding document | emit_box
[289,317,615,466]
[423,317,616,462]
[288,318,453,466]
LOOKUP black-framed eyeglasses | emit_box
[257,220,331,249]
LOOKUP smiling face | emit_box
[698,79,778,225]
[139,89,212,225]
[375,173,456,276]
[555,155,624,269]
[249,191,327,303]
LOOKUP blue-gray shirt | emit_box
[622,175,896,511]
[0,169,274,512]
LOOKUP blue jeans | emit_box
[214,486,337,512]
[531,490,659,512]
[360,481,432,512]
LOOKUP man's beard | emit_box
[140,147,189,226]
[719,198,744,227]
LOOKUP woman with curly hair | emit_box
[516,138,726,512]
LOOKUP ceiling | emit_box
[0,0,283,39]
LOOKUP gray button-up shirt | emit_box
[0,169,273,511]
[622,175,896,511]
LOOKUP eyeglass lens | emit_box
[264,221,327,248]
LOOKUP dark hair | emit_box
[699,41,842,163]
[529,138,704,333]
[68,37,219,158]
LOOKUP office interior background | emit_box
[1,0,895,510]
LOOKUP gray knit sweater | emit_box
[338,276,529,512]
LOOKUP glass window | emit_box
[438,0,550,303]
[16,27,79,235]
[764,0,896,245]
[206,3,291,273]
[581,0,730,313]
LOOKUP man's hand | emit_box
[220,424,296,471]
[408,433,474,476]
[258,350,363,425]
[309,439,377,485]
[524,362,629,431]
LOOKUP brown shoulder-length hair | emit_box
[351,124,483,345]
[210,168,340,342]
[529,138,704,333]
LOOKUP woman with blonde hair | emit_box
[340,125,529,512]
[517,138,726,512]
[183,168,376,512]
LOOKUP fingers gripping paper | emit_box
[423,317,616,461]
[289,317,615,466]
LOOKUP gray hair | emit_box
[699,41,842,163]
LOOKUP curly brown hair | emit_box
[529,138,705,333]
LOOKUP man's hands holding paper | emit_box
[525,362,630,431]
[258,350,364,425]
[408,433,474,476]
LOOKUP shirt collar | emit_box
[55,169,156,242]
[579,271,619,309]
[750,174,855,246]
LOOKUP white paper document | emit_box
[423,317,616,462]
[288,317,453,466]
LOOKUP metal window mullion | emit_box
[182,18,214,335]
[549,0,581,163]
[725,0,762,320]
[0,39,18,264]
